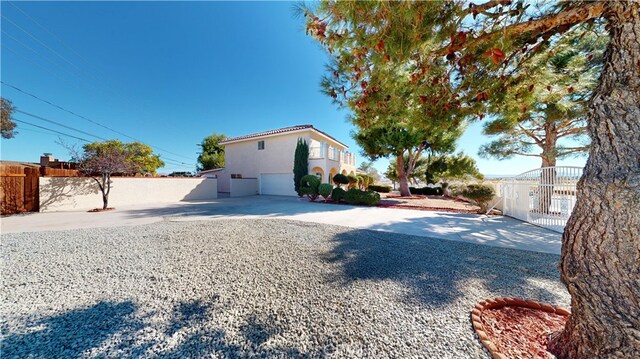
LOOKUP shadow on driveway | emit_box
[325,228,565,307]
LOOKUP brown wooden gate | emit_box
[0,164,40,215]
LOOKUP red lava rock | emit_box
[480,305,568,359]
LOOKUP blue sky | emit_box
[1,1,586,175]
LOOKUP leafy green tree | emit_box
[1,98,17,139]
[293,138,309,196]
[197,133,226,171]
[304,1,639,356]
[353,123,461,196]
[124,142,164,175]
[480,25,605,168]
[425,152,483,184]
[82,140,164,175]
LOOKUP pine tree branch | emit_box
[558,126,588,138]
[443,2,605,55]
[516,123,544,147]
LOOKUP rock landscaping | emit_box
[1,219,568,358]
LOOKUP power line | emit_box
[13,118,91,142]
[1,81,195,161]
[14,109,108,141]
[13,119,196,169]
[7,1,93,68]
[2,14,196,163]
[1,14,94,80]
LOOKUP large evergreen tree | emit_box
[480,24,606,168]
[293,138,309,197]
[305,1,639,357]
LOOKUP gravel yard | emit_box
[1,219,569,358]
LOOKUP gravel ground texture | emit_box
[1,218,569,358]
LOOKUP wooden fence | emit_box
[1,164,40,215]
[40,167,79,177]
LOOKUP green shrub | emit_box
[409,186,443,196]
[332,173,349,186]
[449,184,465,197]
[331,187,346,202]
[461,184,495,212]
[318,183,333,200]
[300,174,320,201]
[369,184,392,193]
[344,188,381,206]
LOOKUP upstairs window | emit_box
[258,140,265,150]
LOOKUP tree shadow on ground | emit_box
[120,195,354,220]
[325,228,565,308]
[1,301,138,358]
[2,297,331,358]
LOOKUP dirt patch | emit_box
[380,193,480,213]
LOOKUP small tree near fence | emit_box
[78,144,139,210]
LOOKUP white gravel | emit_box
[1,219,569,358]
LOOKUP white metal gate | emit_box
[502,166,583,233]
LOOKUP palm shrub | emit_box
[331,187,346,202]
[332,173,349,188]
[318,183,333,200]
[293,138,309,197]
[461,184,495,212]
[300,174,320,201]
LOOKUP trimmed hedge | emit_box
[409,186,443,196]
[318,183,333,200]
[300,174,320,201]
[332,173,349,186]
[331,187,346,202]
[344,188,381,206]
[369,184,392,193]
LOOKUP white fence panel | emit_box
[502,166,582,233]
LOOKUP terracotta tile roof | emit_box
[219,124,348,148]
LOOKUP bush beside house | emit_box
[300,174,320,201]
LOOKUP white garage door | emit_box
[260,173,297,196]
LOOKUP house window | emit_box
[231,173,243,179]
[258,141,265,150]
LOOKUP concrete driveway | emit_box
[1,195,562,254]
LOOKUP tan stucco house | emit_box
[207,125,356,196]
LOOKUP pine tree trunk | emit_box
[396,155,411,196]
[549,2,640,357]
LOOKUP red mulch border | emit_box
[471,297,571,359]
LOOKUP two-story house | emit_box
[208,125,356,196]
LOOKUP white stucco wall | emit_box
[229,178,258,197]
[39,177,218,212]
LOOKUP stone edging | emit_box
[471,297,571,359]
